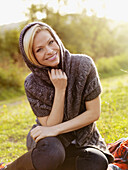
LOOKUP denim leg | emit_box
[56,144,109,170]
[76,147,108,170]
[56,144,76,170]
[31,137,65,170]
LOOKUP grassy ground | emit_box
[0,96,35,162]
[97,74,128,143]
[0,74,128,163]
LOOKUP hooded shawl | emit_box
[19,22,113,163]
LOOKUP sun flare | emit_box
[0,0,128,25]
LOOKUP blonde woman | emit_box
[1,22,113,170]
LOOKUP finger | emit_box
[57,70,67,79]
[30,127,40,138]
[31,132,38,140]
[35,135,44,143]
[48,71,51,80]
[55,69,66,79]
[30,130,35,137]
[63,72,67,79]
[59,70,67,78]
[55,69,61,78]
[51,69,56,79]
[52,69,61,79]
[30,129,39,137]
[31,126,40,134]
[57,69,63,76]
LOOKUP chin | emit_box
[51,57,60,67]
[51,61,60,68]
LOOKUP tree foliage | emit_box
[23,3,128,60]
[0,2,128,100]
[0,3,128,62]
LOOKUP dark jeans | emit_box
[31,137,108,170]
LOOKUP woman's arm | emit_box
[31,96,101,143]
[38,69,67,126]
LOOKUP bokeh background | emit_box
[0,0,128,163]
[0,0,128,100]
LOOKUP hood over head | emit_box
[19,22,66,83]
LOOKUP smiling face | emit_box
[33,30,60,67]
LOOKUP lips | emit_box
[46,53,57,61]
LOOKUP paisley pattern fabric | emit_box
[108,138,128,169]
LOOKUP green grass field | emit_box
[0,74,128,163]
[98,74,128,143]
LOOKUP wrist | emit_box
[52,124,61,136]
[53,123,64,136]
[55,88,66,94]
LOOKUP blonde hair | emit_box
[23,24,49,66]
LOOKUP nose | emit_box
[45,46,53,54]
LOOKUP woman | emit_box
[1,22,114,170]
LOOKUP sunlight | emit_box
[105,0,128,22]
[0,0,26,25]
[0,0,128,25]
[84,0,128,22]
[36,11,46,20]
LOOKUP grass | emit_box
[97,74,128,143]
[0,86,25,101]
[0,96,35,162]
[0,74,128,163]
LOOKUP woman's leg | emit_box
[5,137,65,170]
[5,149,34,170]
[57,144,108,170]
[76,147,108,170]
[56,144,77,170]
[57,144,109,170]
[31,137,65,170]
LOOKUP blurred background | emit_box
[0,0,128,100]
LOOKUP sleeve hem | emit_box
[85,86,101,101]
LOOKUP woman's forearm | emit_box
[31,108,100,143]
[54,96,101,135]
[39,69,67,126]
[31,97,101,142]
[39,89,66,126]
[46,89,66,126]
[55,109,100,135]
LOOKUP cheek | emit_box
[53,42,60,51]
[57,45,60,51]
[36,53,44,61]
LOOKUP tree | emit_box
[24,2,127,60]
[3,29,20,63]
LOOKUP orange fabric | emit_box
[0,162,10,169]
[108,138,128,170]
[0,162,6,169]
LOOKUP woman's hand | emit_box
[37,69,67,127]
[48,69,67,91]
[30,126,59,143]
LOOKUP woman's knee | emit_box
[32,137,65,170]
[76,147,108,170]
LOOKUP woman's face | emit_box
[33,30,60,67]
